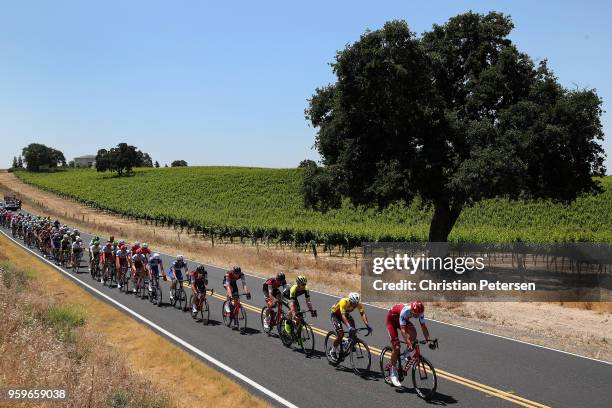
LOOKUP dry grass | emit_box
[0,234,271,408]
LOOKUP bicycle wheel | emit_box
[201,299,210,325]
[189,295,197,319]
[349,339,371,376]
[177,288,187,311]
[222,301,231,327]
[324,331,340,366]
[379,346,400,386]
[170,289,178,307]
[298,323,315,356]
[412,356,437,400]
[277,317,293,347]
[237,306,247,332]
[154,286,163,306]
[260,306,274,335]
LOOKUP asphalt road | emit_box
[1,216,611,408]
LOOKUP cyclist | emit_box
[386,300,433,387]
[60,234,71,264]
[100,241,115,283]
[70,236,84,268]
[190,265,209,315]
[130,240,141,256]
[147,253,166,293]
[223,266,251,313]
[89,240,101,273]
[131,248,148,294]
[168,255,189,302]
[51,231,62,261]
[115,244,131,289]
[262,272,287,330]
[282,275,316,336]
[329,292,372,360]
[140,242,151,258]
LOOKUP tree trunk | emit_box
[428,201,462,242]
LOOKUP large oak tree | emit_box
[304,12,606,242]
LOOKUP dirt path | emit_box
[1,171,610,362]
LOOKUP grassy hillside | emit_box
[15,167,612,244]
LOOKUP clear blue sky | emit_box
[1,1,610,172]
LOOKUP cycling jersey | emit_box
[149,257,162,274]
[331,297,364,317]
[132,253,146,269]
[191,271,207,292]
[283,284,310,300]
[130,244,140,255]
[388,303,425,328]
[60,239,71,249]
[90,245,101,255]
[169,260,187,281]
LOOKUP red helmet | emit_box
[410,300,424,315]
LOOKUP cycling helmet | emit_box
[93,236,99,241]
[63,234,69,239]
[142,242,148,249]
[152,253,160,259]
[232,266,241,274]
[73,229,79,235]
[196,265,207,274]
[109,236,115,242]
[76,237,82,242]
[348,292,360,305]
[177,255,184,262]
[410,300,424,315]
[296,275,307,285]
[276,272,286,283]
[134,241,140,246]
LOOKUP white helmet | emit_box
[152,253,160,260]
[176,254,184,262]
[348,292,360,305]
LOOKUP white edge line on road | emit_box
[0,230,300,408]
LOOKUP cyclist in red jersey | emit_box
[386,301,433,387]
[262,272,287,330]
[140,242,152,257]
[130,241,141,256]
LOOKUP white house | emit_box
[73,155,96,168]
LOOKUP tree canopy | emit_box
[171,160,188,167]
[304,12,606,242]
[95,143,152,176]
[21,144,66,172]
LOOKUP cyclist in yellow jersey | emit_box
[282,275,317,335]
[329,292,372,360]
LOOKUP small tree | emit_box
[154,161,160,168]
[17,156,23,168]
[171,160,188,167]
[11,156,18,169]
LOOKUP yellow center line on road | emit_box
[189,288,550,408]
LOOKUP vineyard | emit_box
[15,168,612,250]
